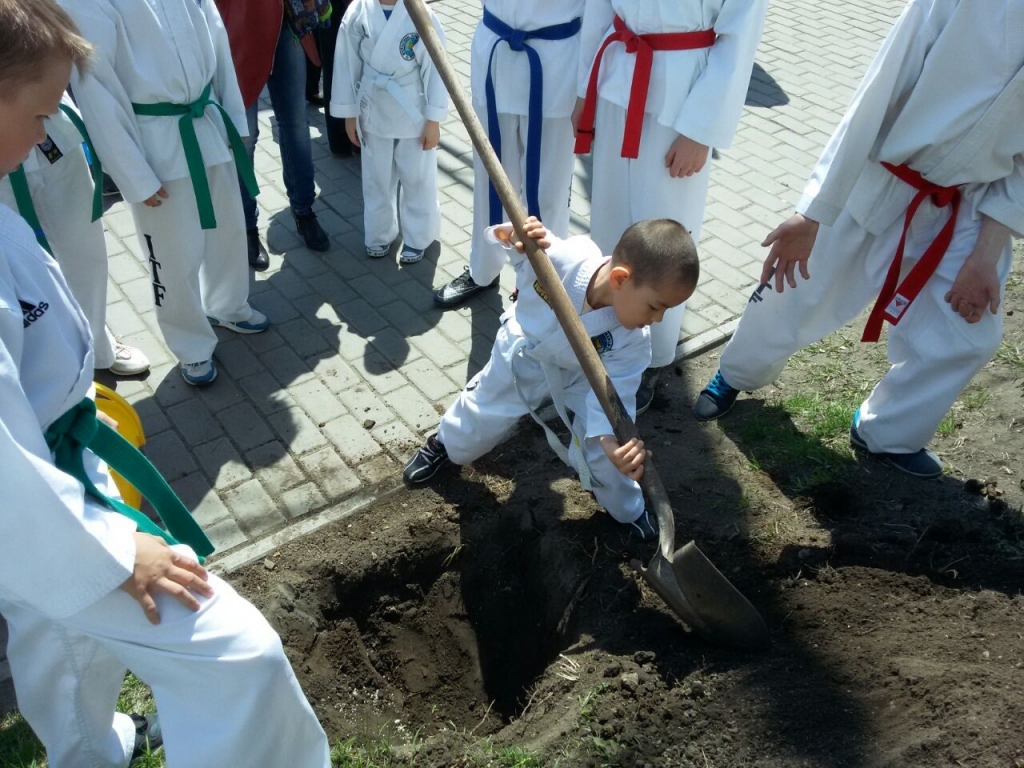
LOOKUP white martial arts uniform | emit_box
[466,0,585,287]
[0,97,118,368]
[438,230,649,523]
[0,205,330,768]
[61,0,255,366]
[331,0,448,251]
[718,0,1024,455]
[578,0,767,366]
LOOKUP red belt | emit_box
[574,16,715,159]
[861,162,961,342]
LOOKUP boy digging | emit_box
[405,217,698,540]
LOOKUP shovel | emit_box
[405,0,770,651]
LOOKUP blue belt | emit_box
[482,9,581,225]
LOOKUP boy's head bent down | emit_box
[0,0,91,176]
[603,219,699,331]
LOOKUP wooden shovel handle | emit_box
[405,0,677,558]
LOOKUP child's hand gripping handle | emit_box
[404,0,676,559]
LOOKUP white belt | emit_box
[358,65,423,123]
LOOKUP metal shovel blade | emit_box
[633,541,771,651]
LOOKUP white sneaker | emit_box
[181,359,217,386]
[107,344,150,376]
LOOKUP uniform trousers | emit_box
[439,320,645,523]
[130,162,253,365]
[360,132,440,251]
[719,200,1011,454]
[0,143,117,368]
[589,98,712,367]
[468,108,575,287]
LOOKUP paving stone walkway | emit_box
[93,0,907,571]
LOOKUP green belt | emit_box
[45,398,214,560]
[59,103,104,223]
[9,165,51,253]
[131,82,259,230]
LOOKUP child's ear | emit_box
[609,265,632,290]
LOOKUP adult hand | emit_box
[120,532,214,624]
[345,117,361,148]
[599,435,650,482]
[944,216,1010,323]
[760,213,820,292]
[143,187,168,207]
[665,134,709,178]
[422,120,440,150]
[570,97,585,135]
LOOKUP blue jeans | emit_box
[240,25,316,230]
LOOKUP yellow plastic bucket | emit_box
[94,383,145,510]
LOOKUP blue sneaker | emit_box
[207,308,269,335]
[180,359,217,386]
[693,369,740,422]
[624,509,658,541]
[849,411,943,478]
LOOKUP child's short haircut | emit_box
[0,0,91,92]
[611,218,700,290]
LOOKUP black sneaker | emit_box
[294,211,330,252]
[434,267,500,309]
[635,367,664,416]
[850,411,943,478]
[693,369,740,422]
[101,173,121,198]
[247,227,269,271]
[624,509,658,541]
[403,434,450,484]
[129,713,163,765]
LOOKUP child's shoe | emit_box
[366,243,390,259]
[107,343,150,376]
[693,369,740,422]
[624,509,658,541]
[208,308,269,334]
[400,246,425,264]
[434,266,500,308]
[181,359,217,386]
[849,410,943,478]
[403,434,450,484]
[129,713,163,765]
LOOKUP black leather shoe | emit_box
[434,267,500,308]
[403,434,450,484]
[247,228,269,271]
[129,713,163,765]
[295,211,330,252]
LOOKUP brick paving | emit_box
[96,0,909,570]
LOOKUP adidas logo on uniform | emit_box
[20,299,49,328]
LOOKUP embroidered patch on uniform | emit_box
[400,32,419,60]
[19,299,49,328]
[37,136,63,164]
[532,279,551,307]
[591,331,614,356]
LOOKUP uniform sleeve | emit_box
[0,302,135,620]
[670,0,768,150]
[796,1,935,226]
[583,333,650,439]
[577,0,615,100]
[63,5,163,204]
[977,161,1024,239]
[204,0,249,137]
[420,12,450,124]
[329,4,364,119]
